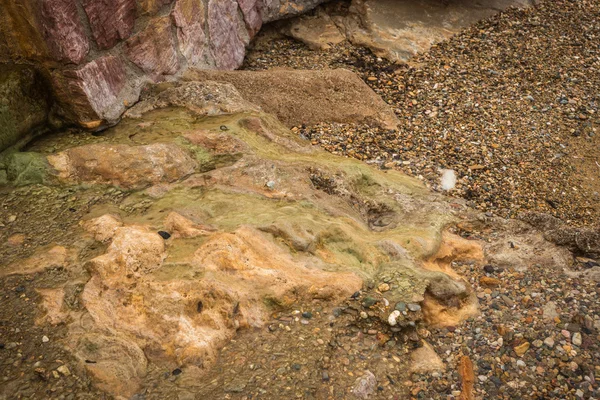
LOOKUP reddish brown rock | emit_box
[40,0,89,64]
[47,142,197,189]
[208,0,247,70]
[238,0,263,38]
[172,0,208,66]
[125,17,180,76]
[137,0,173,15]
[82,0,137,50]
[51,56,127,123]
[459,356,475,400]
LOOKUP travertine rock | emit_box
[47,143,198,189]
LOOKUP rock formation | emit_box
[0,0,331,144]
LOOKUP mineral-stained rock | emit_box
[208,0,248,70]
[39,0,89,64]
[459,356,475,400]
[19,82,494,397]
[164,212,214,238]
[171,0,209,66]
[137,0,174,15]
[47,143,198,189]
[0,65,51,152]
[184,69,400,129]
[51,56,131,124]
[81,214,124,243]
[0,0,49,61]
[125,17,180,76]
[1,245,68,277]
[82,0,137,50]
[238,0,263,38]
[72,333,148,399]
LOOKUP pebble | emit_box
[42,336,49,343]
[388,310,401,326]
[544,337,555,348]
[407,303,421,312]
[572,332,582,346]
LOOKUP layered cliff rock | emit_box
[0,0,330,139]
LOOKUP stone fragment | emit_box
[172,0,208,66]
[572,332,582,346]
[164,212,214,238]
[410,341,445,373]
[208,0,247,70]
[542,301,559,321]
[514,342,530,357]
[39,0,89,63]
[479,276,501,287]
[282,11,345,50]
[352,370,377,399]
[125,17,179,76]
[388,310,400,326]
[57,365,71,376]
[81,214,124,242]
[2,246,68,277]
[47,143,197,189]
[458,356,474,400]
[36,288,67,326]
[82,0,136,49]
[73,334,148,398]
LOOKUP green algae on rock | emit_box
[2,81,480,397]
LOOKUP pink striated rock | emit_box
[171,0,208,66]
[39,0,89,64]
[208,0,247,70]
[82,0,137,50]
[238,0,263,38]
[51,56,127,122]
[125,17,180,76]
